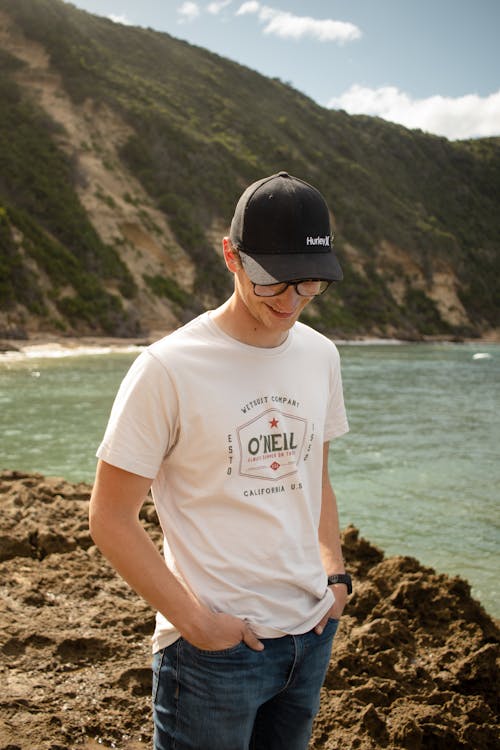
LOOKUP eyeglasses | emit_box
[252,280,331,297]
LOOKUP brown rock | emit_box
[1,471,498,749]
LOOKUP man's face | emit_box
[234,263,313,335]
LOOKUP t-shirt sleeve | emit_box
[96,350,179,479]
[323,344,349,442]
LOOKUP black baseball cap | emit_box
[229,171,343,284]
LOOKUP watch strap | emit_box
[327,572,353,595]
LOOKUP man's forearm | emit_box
[318,482,345,574]
[88,460,263,652]
[89,501,209,638]
[319,443,345,574]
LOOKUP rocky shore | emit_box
[1,471,498,749]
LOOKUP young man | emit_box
[89,171,351,750]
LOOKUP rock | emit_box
[0,471,498,749]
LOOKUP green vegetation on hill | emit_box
[0,0,498,338]
[0,45,138,335]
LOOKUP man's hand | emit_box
[314,583,348,635]
[183,610,264,652]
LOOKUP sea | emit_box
[1,339,498,619]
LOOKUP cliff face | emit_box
[0,6,194,339]
[0,0,499,340]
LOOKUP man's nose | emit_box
[276,284,301,307]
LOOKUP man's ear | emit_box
[222,237,240,273]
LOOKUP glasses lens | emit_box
[296,280,330,296]
[253,282,288,297]
[253,280,331,297]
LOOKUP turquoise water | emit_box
[1,342,498,618]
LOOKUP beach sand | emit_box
[0,470,498,749]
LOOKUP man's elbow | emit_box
[88,493,111,548]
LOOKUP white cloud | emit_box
[108,14,133,26]
[207,0,232,13]
[238,1,259,12]
[328,85,500,140]
[236,2,361,43]
[177,2,201,23]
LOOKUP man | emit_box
[89,171,351,750]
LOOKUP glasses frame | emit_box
[232,249,332,298]
[252,279,332,298]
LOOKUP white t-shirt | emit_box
[97,312,349,652]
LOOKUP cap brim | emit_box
[240,250,343,284]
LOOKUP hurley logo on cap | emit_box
[306,235,330,247]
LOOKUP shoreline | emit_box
[1,329,499,361]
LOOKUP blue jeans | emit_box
[152,618,338,750]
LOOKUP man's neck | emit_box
[211,296,290,349]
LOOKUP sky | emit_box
[64,0,500,141]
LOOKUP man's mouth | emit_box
[267,304,297,319]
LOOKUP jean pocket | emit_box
[151,647,166,703]
[325,617,340,638]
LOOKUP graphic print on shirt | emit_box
[227,385,316,484]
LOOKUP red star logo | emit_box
[270,418,279,428]
[270,461,280,471]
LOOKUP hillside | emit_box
[0,0,499,340]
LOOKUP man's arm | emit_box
[89,459,263,650]
[314,441,348,634]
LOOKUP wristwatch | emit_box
[327,573,353,595]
